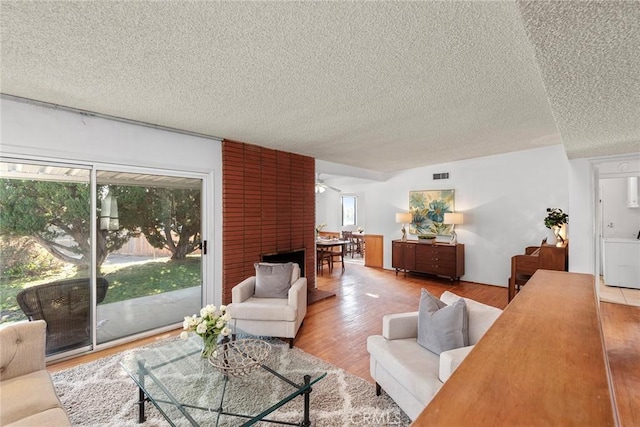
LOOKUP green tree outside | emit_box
[0,180,201,268]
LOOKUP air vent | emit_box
[433,172,450,180]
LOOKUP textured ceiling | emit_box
[1,1,638,173]
[518,1,640,160]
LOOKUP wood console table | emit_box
[392,240,464,281]
[413,270,616,426]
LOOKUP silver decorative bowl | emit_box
[208,339,271,377]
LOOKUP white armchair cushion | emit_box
[254,262,294,298]
[439,345,475,382]
[440,291,502,345]
[367,335,443,407]
[228,297,297,321]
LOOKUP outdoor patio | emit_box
[96,286,201,343]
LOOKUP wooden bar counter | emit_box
[413,270,616,426]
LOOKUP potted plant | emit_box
[544,208,569,246]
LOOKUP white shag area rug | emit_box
[51,338,410,426]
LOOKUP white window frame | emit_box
[341,195,357,227]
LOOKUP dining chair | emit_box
[329,244,345,272]
[351,234,364,258]
[317,248,333,275]
[341,231,354,256]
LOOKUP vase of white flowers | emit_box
[181,304,232,358]
[315,223,327,240]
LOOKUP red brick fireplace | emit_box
[221,140,316,304]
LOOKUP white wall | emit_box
[0,97,224,304]
[567,158,596,274]
[316,188,366,232]
[323,145,571,286]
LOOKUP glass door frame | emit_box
[0,156,95,360]
[0,155,212,362]
[89,162,211,355]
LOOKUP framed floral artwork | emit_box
[408,189,455,236]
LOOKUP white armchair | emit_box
[227,263,307,348]
[367,291,502,420]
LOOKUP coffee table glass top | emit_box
[120,335,326,426]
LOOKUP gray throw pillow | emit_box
[417,289,469,355]
[254,262,294,298]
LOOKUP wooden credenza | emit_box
[392,240,464,281]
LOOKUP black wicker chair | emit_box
[16,277,109,354]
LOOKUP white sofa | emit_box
[366,291,502,420]
[227,263,307,348]
[0,320,71,427]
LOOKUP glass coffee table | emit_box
[120,335,326,426]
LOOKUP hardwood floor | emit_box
[48,264,638,426]
[47,329,181,373]
[296,265,506,380]
[600,301,640,427]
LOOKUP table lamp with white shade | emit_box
[443,212,464,244]
[396,212,412,241]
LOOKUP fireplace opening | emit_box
[261,249,306,278]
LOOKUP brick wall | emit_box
[222,140,316,303]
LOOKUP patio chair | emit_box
[16,277,109,353]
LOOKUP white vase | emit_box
[550,226,564,246]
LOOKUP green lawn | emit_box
[0,257,201,323]
[100,257,201,304]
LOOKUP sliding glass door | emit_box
[1,159,205,355]
[0,160,93,355]
[95,170,202,343]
